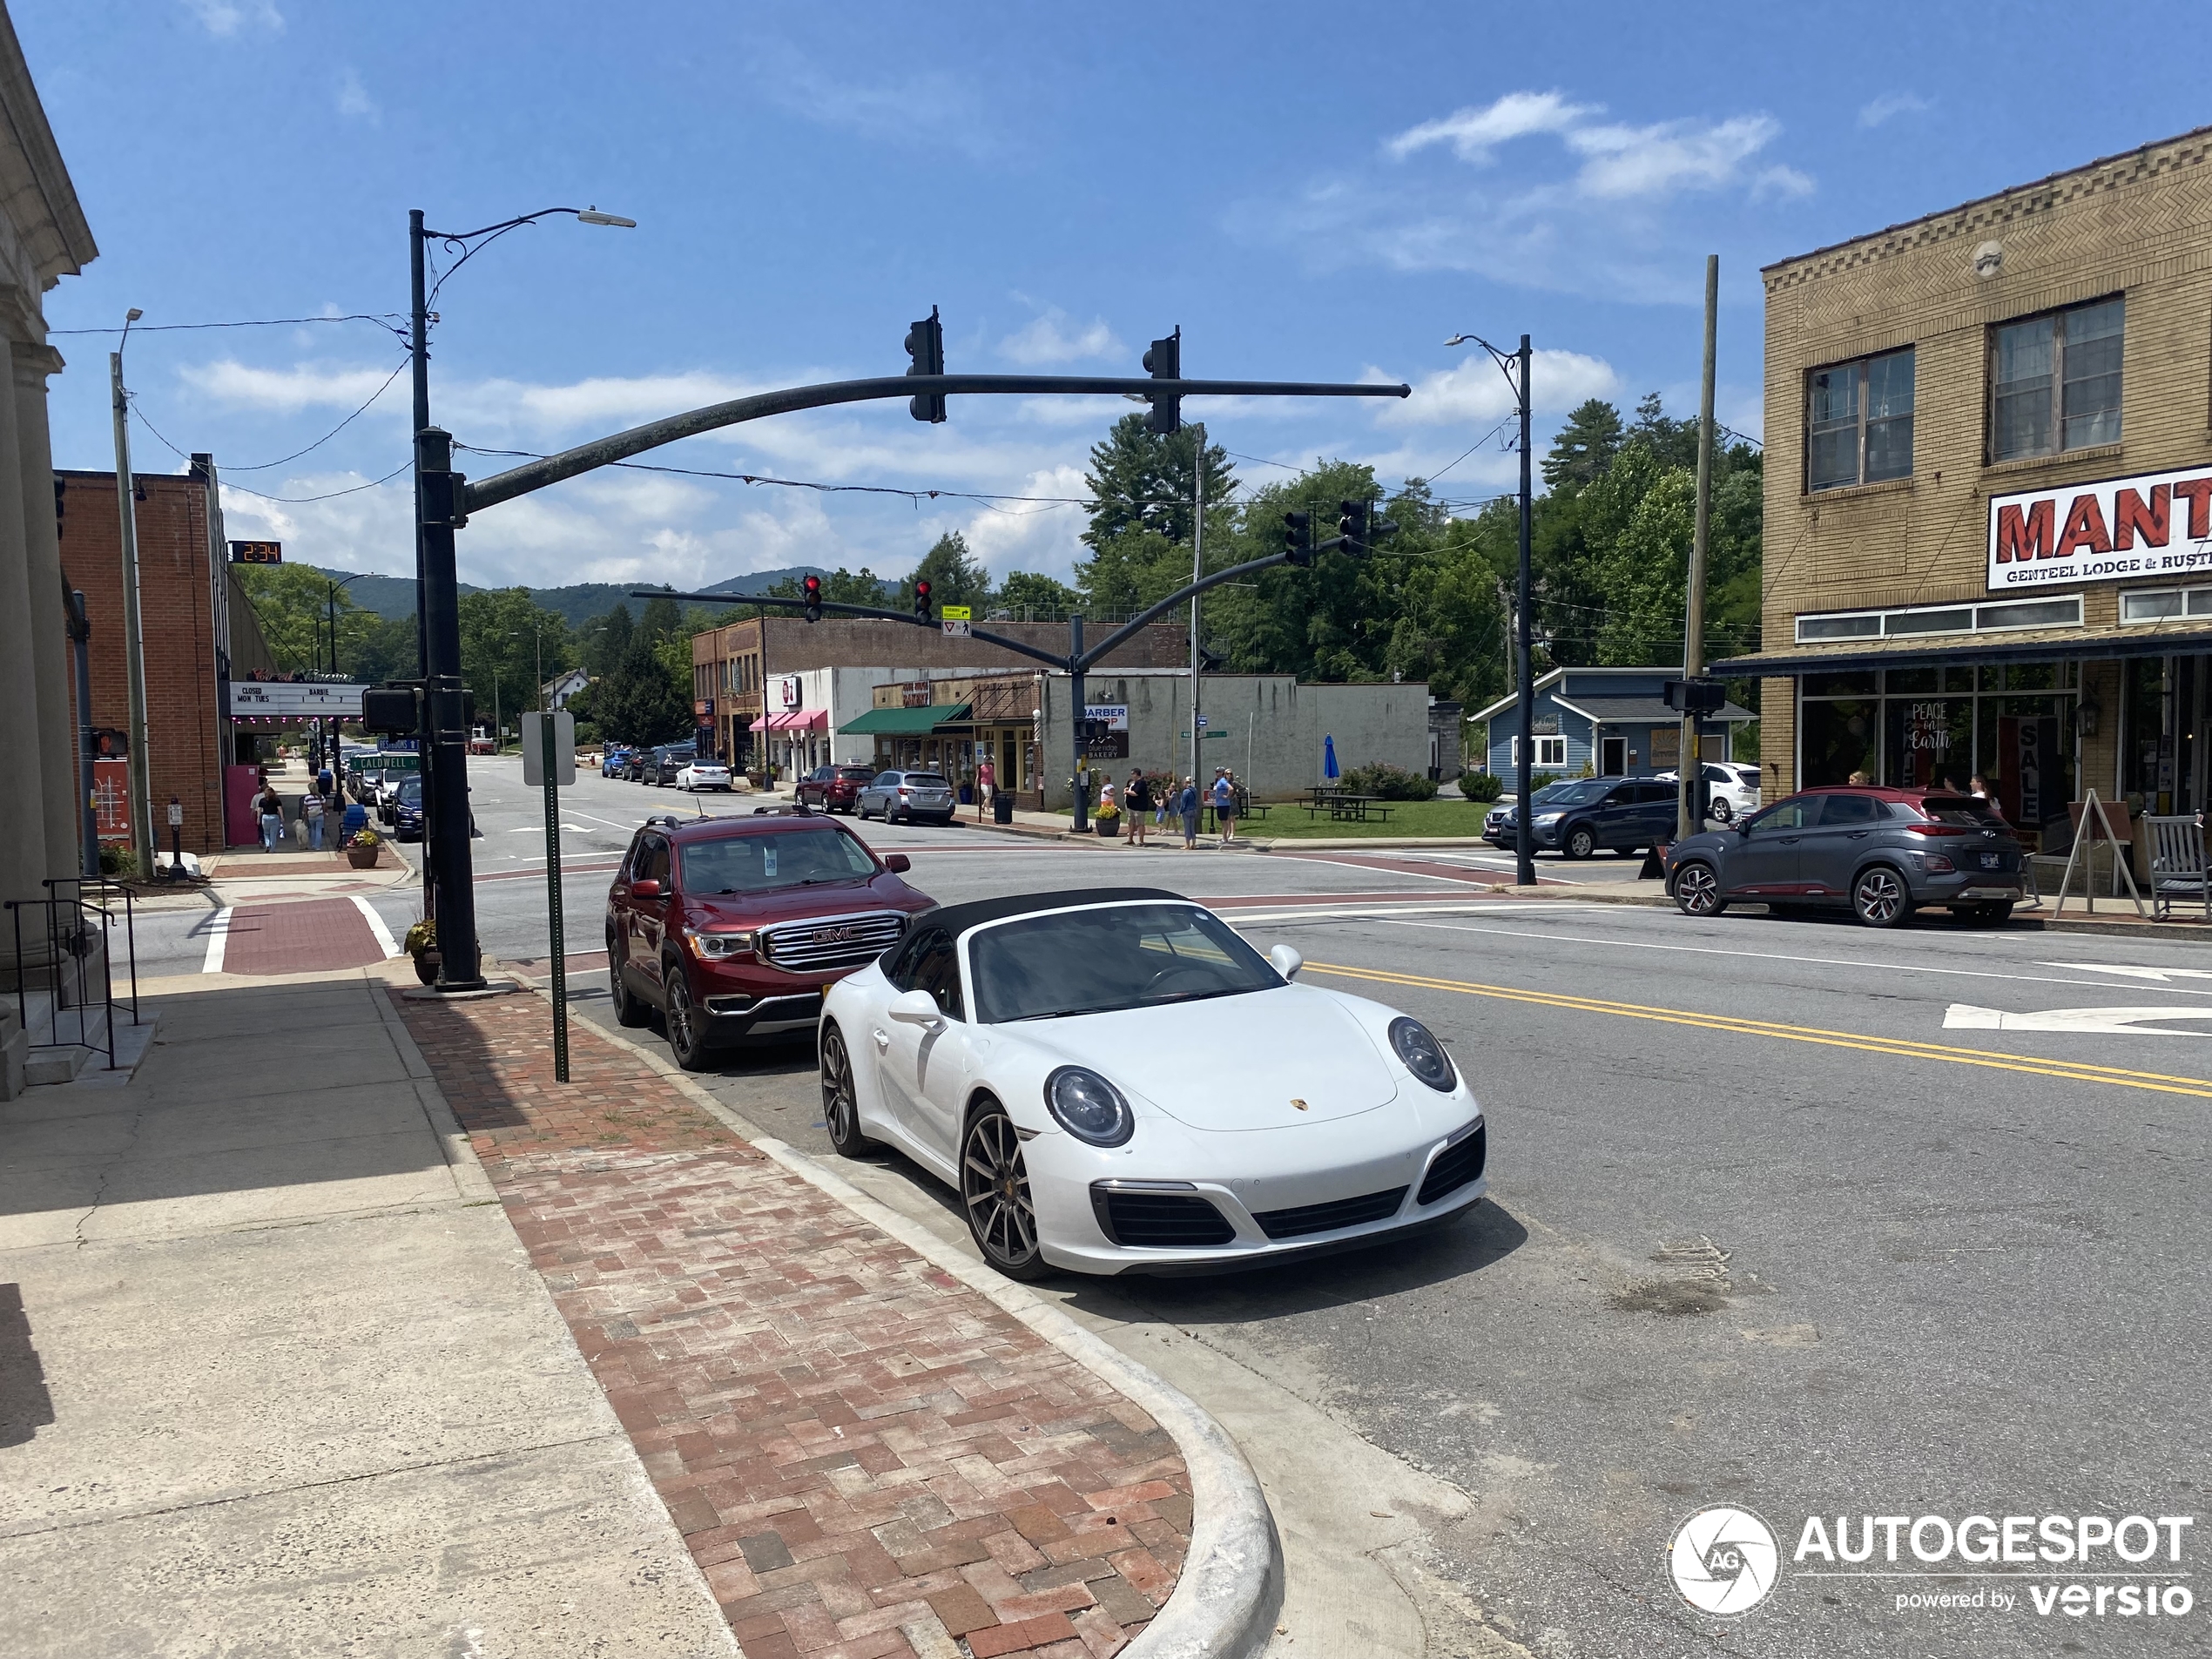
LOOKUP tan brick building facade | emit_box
[1721,125,2212,834]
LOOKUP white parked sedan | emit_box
[818,888,1488,1278]
[675,761,733,792]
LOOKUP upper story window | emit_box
[1991,296,2123,462]
[1807,347,1914,491]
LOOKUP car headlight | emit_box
[684,927,754,959]
[1044,1066,1134,1147]
[1534,812,1562,826]
[1388,1017,1456,1092]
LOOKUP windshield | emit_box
[396,779,421,803]
[677,826,879,893]
[969,903,1282,1023]
[1546,779,1614,806]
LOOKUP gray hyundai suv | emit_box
[1663,785,2025,927]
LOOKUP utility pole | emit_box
[1069,615,1089,833]
[1189,425,1204,796]
[1514,335,1534,888]
[1677,255,1718,843]
[67,590,97,878]
[110,350,154,874]
[408,209,436,916]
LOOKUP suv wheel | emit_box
[961,1101,1049,1280]
[1851,865,1912,928]
[1564,825,1596,860]
[1672,860,1727,916]
[664,961,717,1069]
[819,1024,877,1157]
[1710,798,1735,824]
[609,950,651,1027]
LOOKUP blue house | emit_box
[1471,666,1754,780]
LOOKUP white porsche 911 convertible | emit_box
[818,888,1488,1278]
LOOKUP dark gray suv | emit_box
[1664,786,2024,927]
[1529,776,1679,860]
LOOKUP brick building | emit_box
[57,463,275,857]
[690,614,1186,780]
[1717,125,2212,838]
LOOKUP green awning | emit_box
[839,701,972,735]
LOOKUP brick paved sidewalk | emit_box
[395,990,1190,1659]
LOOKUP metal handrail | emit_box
[4,875,142,1076]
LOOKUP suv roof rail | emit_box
[749,801,814,817]
[645,813,681,829]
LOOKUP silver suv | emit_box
[854,770,957,826]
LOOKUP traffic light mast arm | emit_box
[633,590,1074,671]
[1074,548,1294,671]
[467,374,1410,513]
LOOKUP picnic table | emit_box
[1301,788,1394,824]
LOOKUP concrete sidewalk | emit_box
[0,965,734,1659]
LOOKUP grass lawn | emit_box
[1246,798,1497,839]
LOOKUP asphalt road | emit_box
[138,755,2212,1653]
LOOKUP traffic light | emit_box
[905,305,946,423]
[1283,510,1314,568]
[913,578,933,622]
[1143,327,1181,435]
[1338,499,1371,554]
[361,685,420,735]
[802,573,823,624]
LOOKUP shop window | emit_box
[1807,347,1914,490]
[1990,296,2123,462]
[1800,698,1879,785]
[2120,583,2212,623]
[1796,596,2080,644]
[1508,736,1568,767]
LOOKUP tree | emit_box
[992,570,1078,619]
[593,637,691,747]
[898,532,992,613]
[766,567,891,608]
[457,589,573,730]
[637,592,683,645]
[234,563,388,676]
[581,603,633,677]
[1629,392,1701,471]
[1082,415,1235,550]
[1541,399,1624,495]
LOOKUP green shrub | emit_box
[98,845,137,878]
[1461,771,1506,803]
[1337,762,1438,801]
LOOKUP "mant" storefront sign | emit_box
[1987,463,2212,592]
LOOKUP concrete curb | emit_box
[503,965,1286,1659]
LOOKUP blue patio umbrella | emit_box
[1324,734,1339,780]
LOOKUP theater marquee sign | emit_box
[1988,463,2212,592]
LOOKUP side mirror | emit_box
[631,878,664,899]
[888,988,942,1027]
[883,853,912,873]
[1268,943,1305,981]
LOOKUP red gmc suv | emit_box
[605,808,936,1069]
[795,763,878,813]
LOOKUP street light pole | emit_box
[110,318,155,876]
[1445,328,1535,887]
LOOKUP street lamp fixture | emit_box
[1447,327,1535,887]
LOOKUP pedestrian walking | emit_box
[1124,769,1152,846]
[258,786,285,852]
[302,786,326,851]
[975,754,995,821]
[1211,768,1237,846]
[1177,776,1199,848]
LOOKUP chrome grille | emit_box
[757,911,907,973]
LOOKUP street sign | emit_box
[520,711,576,786]
[942,620,970,637]
[941,604,972,638]
[229,540,282,564]
[1196,715,1209,728]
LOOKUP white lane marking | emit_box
[1230,902,1612,926]
[2043,962,2212,983]
[201,907,233,974]
[1267,853,1494,884]
[1342,915,2212,1000]
[349,894,401,959]
[1945,1002,2212,1035]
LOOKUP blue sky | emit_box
[21,1,2210,590]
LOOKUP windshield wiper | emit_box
[1010,1002,1124,1022]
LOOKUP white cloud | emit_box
[1375,349,1621,428]
[182,0,281,35]
[1386,91,1598,163]
[1858,91,1931,129]
[336,69,379,122]
[747,40,992,157]
[181,358,403,413]
[996,308,1122,366]
[1565,114,1781,200]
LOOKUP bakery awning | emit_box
[838,702,973,735]
[749,710,828,732]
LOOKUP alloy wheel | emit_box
[1853,866,1909,928]
[961,1107,1046,1278]
[665,967,712,1069]
[1674,860,1725,916]
[820,1025,873,1157]
[1566,826,1595,860]
[610,947,650,1026]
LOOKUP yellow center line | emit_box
[1305,961,2212,1102]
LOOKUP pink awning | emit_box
[748,709,827,732]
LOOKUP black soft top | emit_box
[916,887,1185,938]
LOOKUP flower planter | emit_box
[1096,817,1118,837]
[345,845,380,869]
[412,949,439,986]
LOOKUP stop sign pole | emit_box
[523,710,576,1080]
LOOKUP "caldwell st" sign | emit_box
[1988,464,2212,593]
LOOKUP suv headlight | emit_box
[1389,1017,1456,1092]
[1044,1066,1134,1146]
[684,927,754,959]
